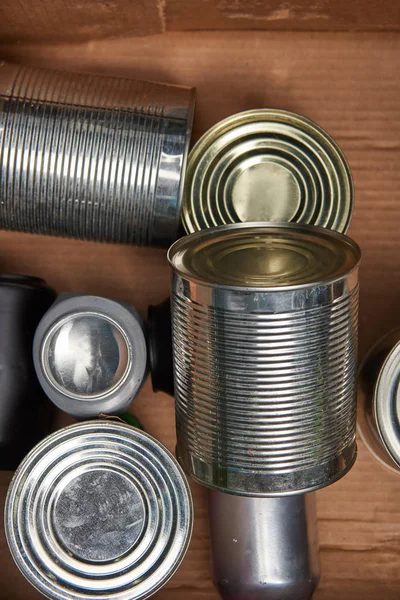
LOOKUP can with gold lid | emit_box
[182,109,353,235]
[169,222,360,496]
[5,420,193,600]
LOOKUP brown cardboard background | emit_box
[1,0,400,43]
[0,30,400,599]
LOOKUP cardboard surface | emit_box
[1,0,400,43]
[0,30,400,599]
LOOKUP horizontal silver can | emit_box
[0,61,195,247]
[5,420,193,600]
[358,328,400,473]
[169,222,361,495]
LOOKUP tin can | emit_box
[0,61,195,247]
[5,420,193,600]
[169,222,360,496]
[208,491,320,600]
[182,109,353,235]
[0,273,56,469]
[358,328,400,473]
[147,297,174,395]
[33,294,148,418]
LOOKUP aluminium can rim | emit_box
[182,108,354,235]
[5,420,193,600]
[33,295,148,418]
[374,340,400,469]
[168,221,361,292]
[357,328,400,474]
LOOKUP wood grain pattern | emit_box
[0,30,399,599]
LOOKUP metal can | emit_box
[208,491,320,600]
[5,420,193,600]
[0,61,195,247]
[147,297,174,396]
[182,109,353,235]
[358,328,400,473]
[0,273,56,469]
[33,294,148,418]
[169,222,360,496]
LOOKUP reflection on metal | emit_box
[358,328,400,473]
[208,491,320,600]
[0,61,195,247]
[169,222,361,495]
[45,313,130,398]
[34,295,148,418]
[5,421,193,600]
[182,109,353,235]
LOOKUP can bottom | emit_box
[177,441,357,495]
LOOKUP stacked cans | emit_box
[169,110,360,600]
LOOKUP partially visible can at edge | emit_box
[0,273,56,469]
[33,294,148,418]
[208,491,320,600]
[5,420,193,600]
[182,109,353,235]
[358,328,400,473]
[169,222,361,496]
[0,61,195,247]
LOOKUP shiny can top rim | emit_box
[374,341,400,468]
[5,420,193,600]
[33,295,148,418]
[168,221,361,292]
[182,108,354,235]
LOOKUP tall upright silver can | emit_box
[0,61,195,246]
[168,222,361,496]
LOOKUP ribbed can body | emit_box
[0,61,195,246]
[171,261,359,495]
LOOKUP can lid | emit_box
[168,222,360,290]
[374,342,400,468]
[182,109,353,234]
[33,295,148,418]
[5,421,193,600]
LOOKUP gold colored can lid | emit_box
[168,222,360,289]
[182,109,353,234]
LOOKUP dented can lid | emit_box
[5,420,193,600]
[182,109,353,235]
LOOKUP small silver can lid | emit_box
[5,420,193,600]
[33,294,148,418]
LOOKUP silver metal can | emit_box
[208,491,320,600]
[33,294,148,418]
[168,222,361,496]
[5,420,193,600]
[182,109,353,235]
[0,61,195,247]
[358,328,400,473]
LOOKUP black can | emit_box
[0,274,56,469]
